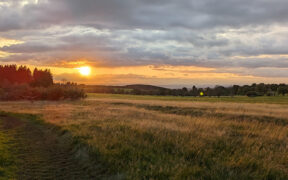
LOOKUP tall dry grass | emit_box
[0,99,287,179]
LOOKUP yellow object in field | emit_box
[200,92,204,96]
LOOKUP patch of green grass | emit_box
[0,122,17,179]
[88,93,288,105]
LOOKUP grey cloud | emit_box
[1,43,56,53]
[2,26,288,70]
[213,67,288,78]
[0,54,33,62]
[1,30,121,53]
[2,0,288,31]
[1,0,288,80]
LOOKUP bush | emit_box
[246,91,260,97]
[44,86,86,100]
[0,85,86,101]
[266,91,275,96]
[63,87,87,100]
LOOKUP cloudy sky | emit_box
[1,0,288,87]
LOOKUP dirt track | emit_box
[0,114,96,180]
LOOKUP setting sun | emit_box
[77,66,91,76]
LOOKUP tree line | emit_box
[83,83,288,97]
[2,64,286,98]
[173,83,288,97]
[0,65,86,101]
[0,65,53,87]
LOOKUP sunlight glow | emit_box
[77,66,91,76]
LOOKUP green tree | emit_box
[277,86,288,96]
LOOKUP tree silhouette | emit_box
[31,68,53,87]
[0,65,32,85]
[0,65,53,87]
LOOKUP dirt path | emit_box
[0,113,101,180]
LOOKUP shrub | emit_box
[0,85,86,101]
[266,91,275,96]
[246,91,259,97]
[63,87,87,100]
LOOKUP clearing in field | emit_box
[0,94,287,179]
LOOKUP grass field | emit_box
[0,112,114,179]
[0,94,287,179]
[88,93,288,105]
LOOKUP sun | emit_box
[77,66,91,76]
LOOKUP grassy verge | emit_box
[88,93,288,105]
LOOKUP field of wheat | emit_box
[0,95,287,179]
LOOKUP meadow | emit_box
[0,94,287,179]
[88,93,288,105]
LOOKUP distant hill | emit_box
[80,84,170,95]
[124,84,169,91]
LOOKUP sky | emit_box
[1,0,288,88]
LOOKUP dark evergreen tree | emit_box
[0,65,32,86]
[31,68,53,87]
